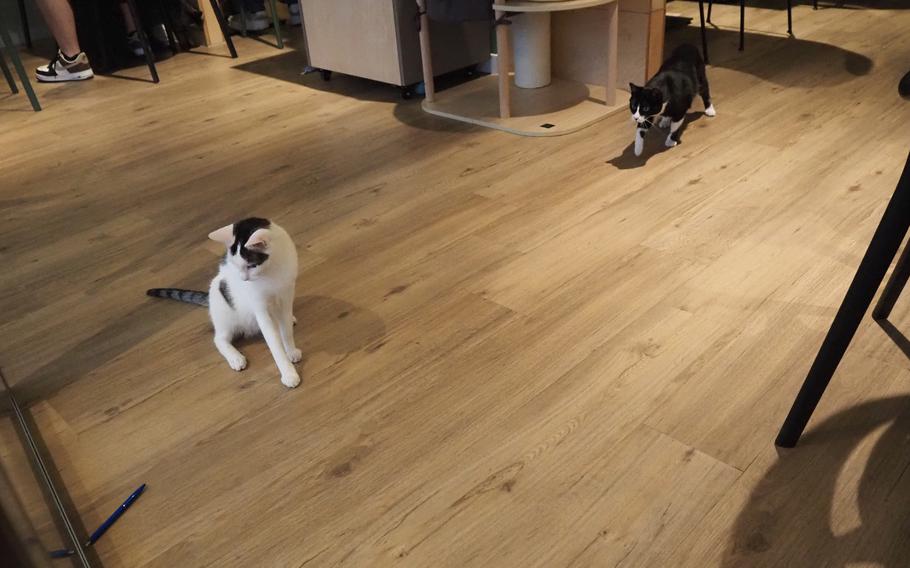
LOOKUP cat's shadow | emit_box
[607,112,706,170]
[294,295,386,358]
[235,294,387,367]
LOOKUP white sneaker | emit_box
[127,31,145,56]
[228,10,271,32]
[35,51,94,82]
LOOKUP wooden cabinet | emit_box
[301,0,491,88]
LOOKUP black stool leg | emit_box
[739,0,745,51]
[125,0,159,83]
[17,0,32,49]
[698,0,709,64]
[210,0,238,58]
[814,0,818,10]
[0,17,39,110]
[775,152,910,448]
[873,242,910,320]
[787,0,793,36]
[707,0,713,23]
[0,50,17,94]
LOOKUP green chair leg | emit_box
[268,0,283,49]
[238,3,248,37]
[0,18,39,111]
[0,49,17,94]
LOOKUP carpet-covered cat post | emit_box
[628,43,715,157]
[147,217,302,388]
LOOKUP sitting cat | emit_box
[628,43,716,157]
[147,217,302,388]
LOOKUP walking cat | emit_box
[147,217,302,388]
[628,43,715,157]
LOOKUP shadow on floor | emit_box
[232,39,488,132]
[608,112,707,169]
[725,395,910,566]
[671,25,873,87]
[294,295,387,360]
[232,295,388,364]
[875,318,910,361]
[8,266,212,405]
[233,47,404,104]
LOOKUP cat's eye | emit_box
[247,264,258,269]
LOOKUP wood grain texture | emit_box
[3,2,910,566]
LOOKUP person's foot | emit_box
[127,31,145,56]
[150,23,170,47]
[287,2,301,26]
[35,51,94,83]
[127,25,171,57]
[228,10,271,32]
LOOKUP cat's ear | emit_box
[246,228,271,250]
[208,224,234,245]
[629,83,641,92]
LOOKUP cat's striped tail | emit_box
[146,288,209,307]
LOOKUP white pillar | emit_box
[511,12,551,89]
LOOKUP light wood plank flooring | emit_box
[3,2,910,566]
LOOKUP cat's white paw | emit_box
[665,137,678,148]
[634,136,644,157]
[288,348,303,364]
[658,116,671,128]
[281,372,301,388]
[226,352,247,371]
[705,104,716,117]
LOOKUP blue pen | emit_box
[49,484,147,559]
[84,483,147,547]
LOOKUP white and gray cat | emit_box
[147,217,302,388]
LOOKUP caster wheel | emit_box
[321,70,332,81]
[401,88,413,100]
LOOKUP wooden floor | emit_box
[3,2,910,566]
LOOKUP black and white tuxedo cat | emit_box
[628,44,715,157]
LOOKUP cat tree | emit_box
[417,0,626,137]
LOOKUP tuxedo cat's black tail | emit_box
[146,288,209,307]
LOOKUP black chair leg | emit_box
[739,0,745,51]
[775,152,910,448]
[210,0,238,58]
[125,0,159,83]
[0,17,39,110]
[0,50,17,94]
[17,0,32,49]
[814,0,819,10]
[787,0,793,36]
[873,241,910,321]
[698,0,709,64]
[707,0,713,23]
